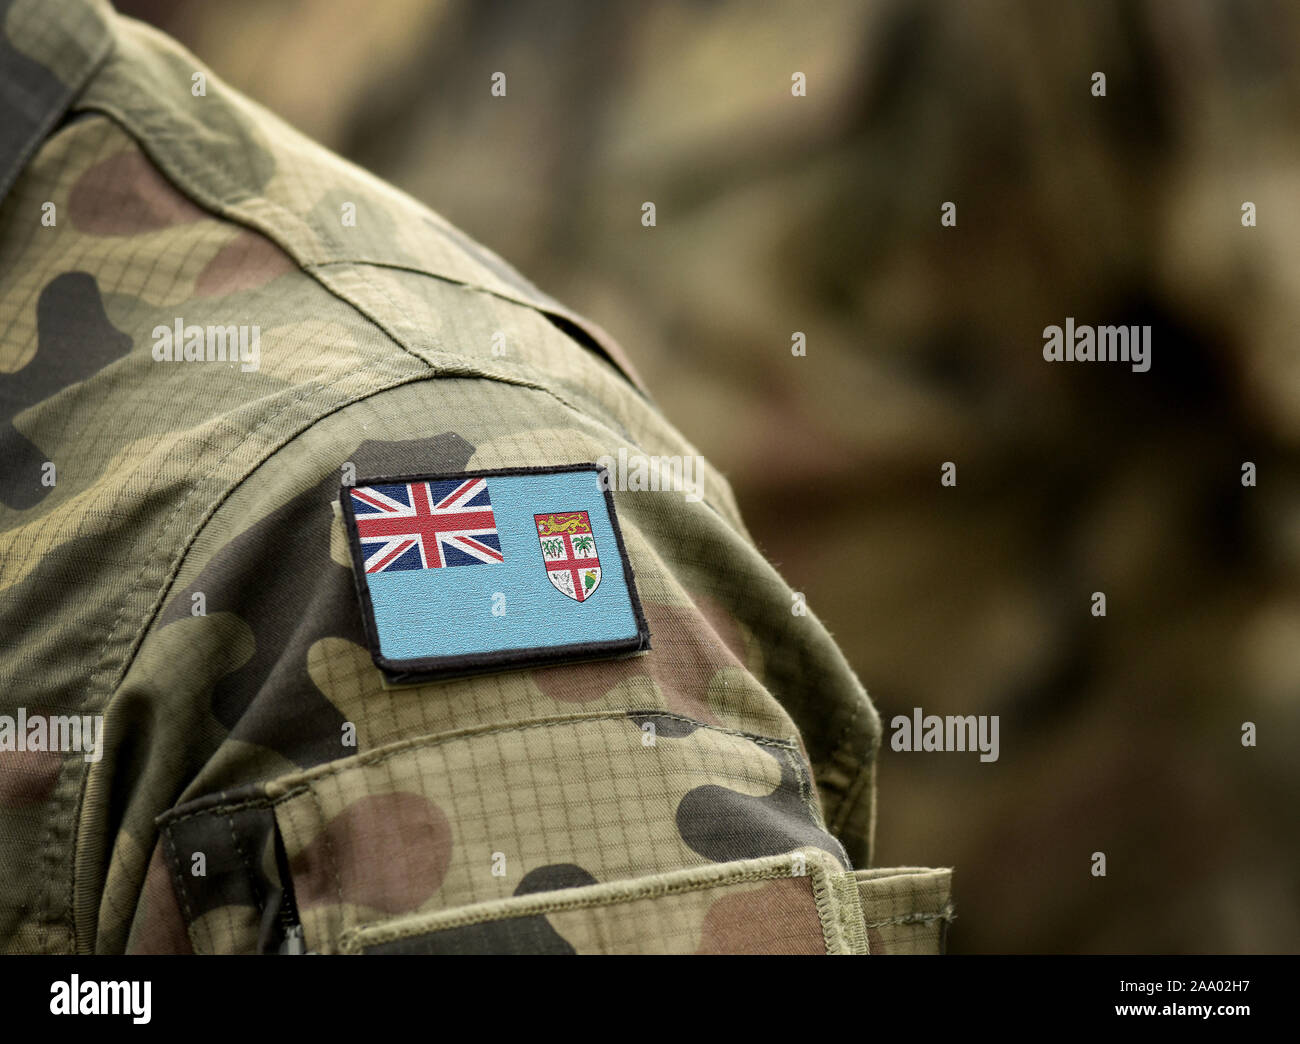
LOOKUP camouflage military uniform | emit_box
[0,0,952,954]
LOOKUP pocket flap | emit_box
[853,866,955,954]
[344,848,867,954]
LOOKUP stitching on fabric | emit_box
[832,748,875,837]
[305,783,346,948]
[158,825,202,955]
[863,904,956,929]
[161,712,801,833]
[806,859,842,954]
[267,712,800,804]
[308,258,647,397]
[160,795,275,826]
[73,101,436,373]
[339,464,650,681]
[821,866,867,955]
[784,746,815,822]
[311,261,607,428]
[224,809,263,931]
[61,356,417,947]
[340,864,800,951]
[82,74,641,399]
[775,745,849,870]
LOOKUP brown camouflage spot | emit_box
[126,842,194,954]
[532,654,646,705]
[289,792,452,915]
[195,229,296,297]
[639,598,749,723]
[69,149,206,234]
[0,747,62,807]
[692,592,749,664]
[695,877,826,954]
[533,599,747,725]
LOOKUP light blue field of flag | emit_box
[343,465,648,679]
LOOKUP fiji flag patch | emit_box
[340,464,650,683]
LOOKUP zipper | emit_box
[272,829,308,954]
[279,922,306,955]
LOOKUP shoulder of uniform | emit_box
[75,14,528,296]
[72,8,644,392]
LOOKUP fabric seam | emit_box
[338,852,836,953]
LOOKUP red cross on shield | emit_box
[535,511,602,602]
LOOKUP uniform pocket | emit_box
[344,848,871,954]
[344,854,955,954]
[156,710,953,954]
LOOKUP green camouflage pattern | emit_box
[341,854,953,956]
[346,849,937,957]
[0,0,949,953]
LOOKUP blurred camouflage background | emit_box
[116,0,1300,953]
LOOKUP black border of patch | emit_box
[339,463,651,684]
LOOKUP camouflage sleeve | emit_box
[0,1,951,954]
[116,373,952,955]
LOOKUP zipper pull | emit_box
[279,923,307,955]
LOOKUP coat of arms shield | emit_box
[535,511,602,602]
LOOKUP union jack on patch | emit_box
[348,478,504,573]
